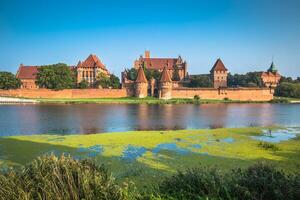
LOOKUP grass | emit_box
[35,97,268,104]
[0,127,299,189]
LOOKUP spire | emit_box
[160,66,172,83]
[210,58,228,73]
[135,66,147,83]
[268,61,277,73]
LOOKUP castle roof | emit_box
[135,67,147,83]
[160,67,172,82]
[210,58,228,72]
[79,54,107,70]
[267,62,277,73]
[142,58,178,70]
[16,65,39,79]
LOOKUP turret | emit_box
[210,58,228,88]
[135,66,148,98]
[159,67,172,99]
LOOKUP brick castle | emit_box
[1,51,281,101]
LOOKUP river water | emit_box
[0,103,300,136]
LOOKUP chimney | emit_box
[145,50,150,58]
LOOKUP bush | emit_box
[157,163,300,200]
[0,71,22,89]
[258,142,280,151]
[0,154,126,200]
[194,95,200,101]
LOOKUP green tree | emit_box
[275,82,300,98]
[126,68,137,81]
[188,75,213,87]
[109,74,120,89]
[0,72,22,89]
[35,63,76,90]
[77,80,89,89]
[227,72,263,87]
[95,73,120,89]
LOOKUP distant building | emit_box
[261,62,281,88]
[16,65,39,89]
[16,54,110,89]
[76,54,109,86]
[133,51,188,81]
[210,58,228,88]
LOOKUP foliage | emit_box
[275,82,300,98]
[125,68,160,81]
[194,95,200,101]
[0,154,126,200]
[35,63,76,90]
[77,80,89,89]
[228,72,263,87]
[157,163,300,200]
[95,73,120,89]
[258,142,280,151]
[188,75,213,87]
[279,76,300,84]
[0,71,21,89]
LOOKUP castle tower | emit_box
[210,58,228,88]
[145,50,150,58]
[159,66,172,99]
[135,66,148,98]
[261,62,281,88]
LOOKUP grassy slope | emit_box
[0,127,299,188]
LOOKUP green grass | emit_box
[0,127,299,189]
[35,97,267,104]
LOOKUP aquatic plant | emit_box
[258,142,280,151]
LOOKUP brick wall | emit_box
[172,87,273,101]
[0,87,274,101]
[0,88,128,99]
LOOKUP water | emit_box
[0,103,300,136]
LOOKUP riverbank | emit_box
[1,127,299,187]
[35,97,271,104]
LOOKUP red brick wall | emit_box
[0,89,128,99]
[172,87,273,101]
[0,87,274,101]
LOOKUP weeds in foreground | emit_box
[0,155,299,200]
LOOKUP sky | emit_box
[0,0,299,77]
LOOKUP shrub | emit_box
[158,166,229,199]
[194,95,200,101]
[258,142,280,151]
[0,154,126,200]
[157,163,300,200]
[275,82,300,98]
[224,97,229,101]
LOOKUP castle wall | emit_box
[0,88,128,99]
[172,87,273,101]
[0,87,274,101]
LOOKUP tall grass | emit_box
[0,154,126,200]
[0,155,299,200]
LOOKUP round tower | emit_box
[135,66,148,98]
[159,67,172,100]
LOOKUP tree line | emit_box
[0,63,120,90]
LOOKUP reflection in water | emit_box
[0,104,300,136]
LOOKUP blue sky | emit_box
[0,0,299,77]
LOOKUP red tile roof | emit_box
[210,58,228,72]
[135,67,147,83]
[160,67,172,82]
[79,54,107,70]
[16,65,39,79]
[143,58,178,70]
